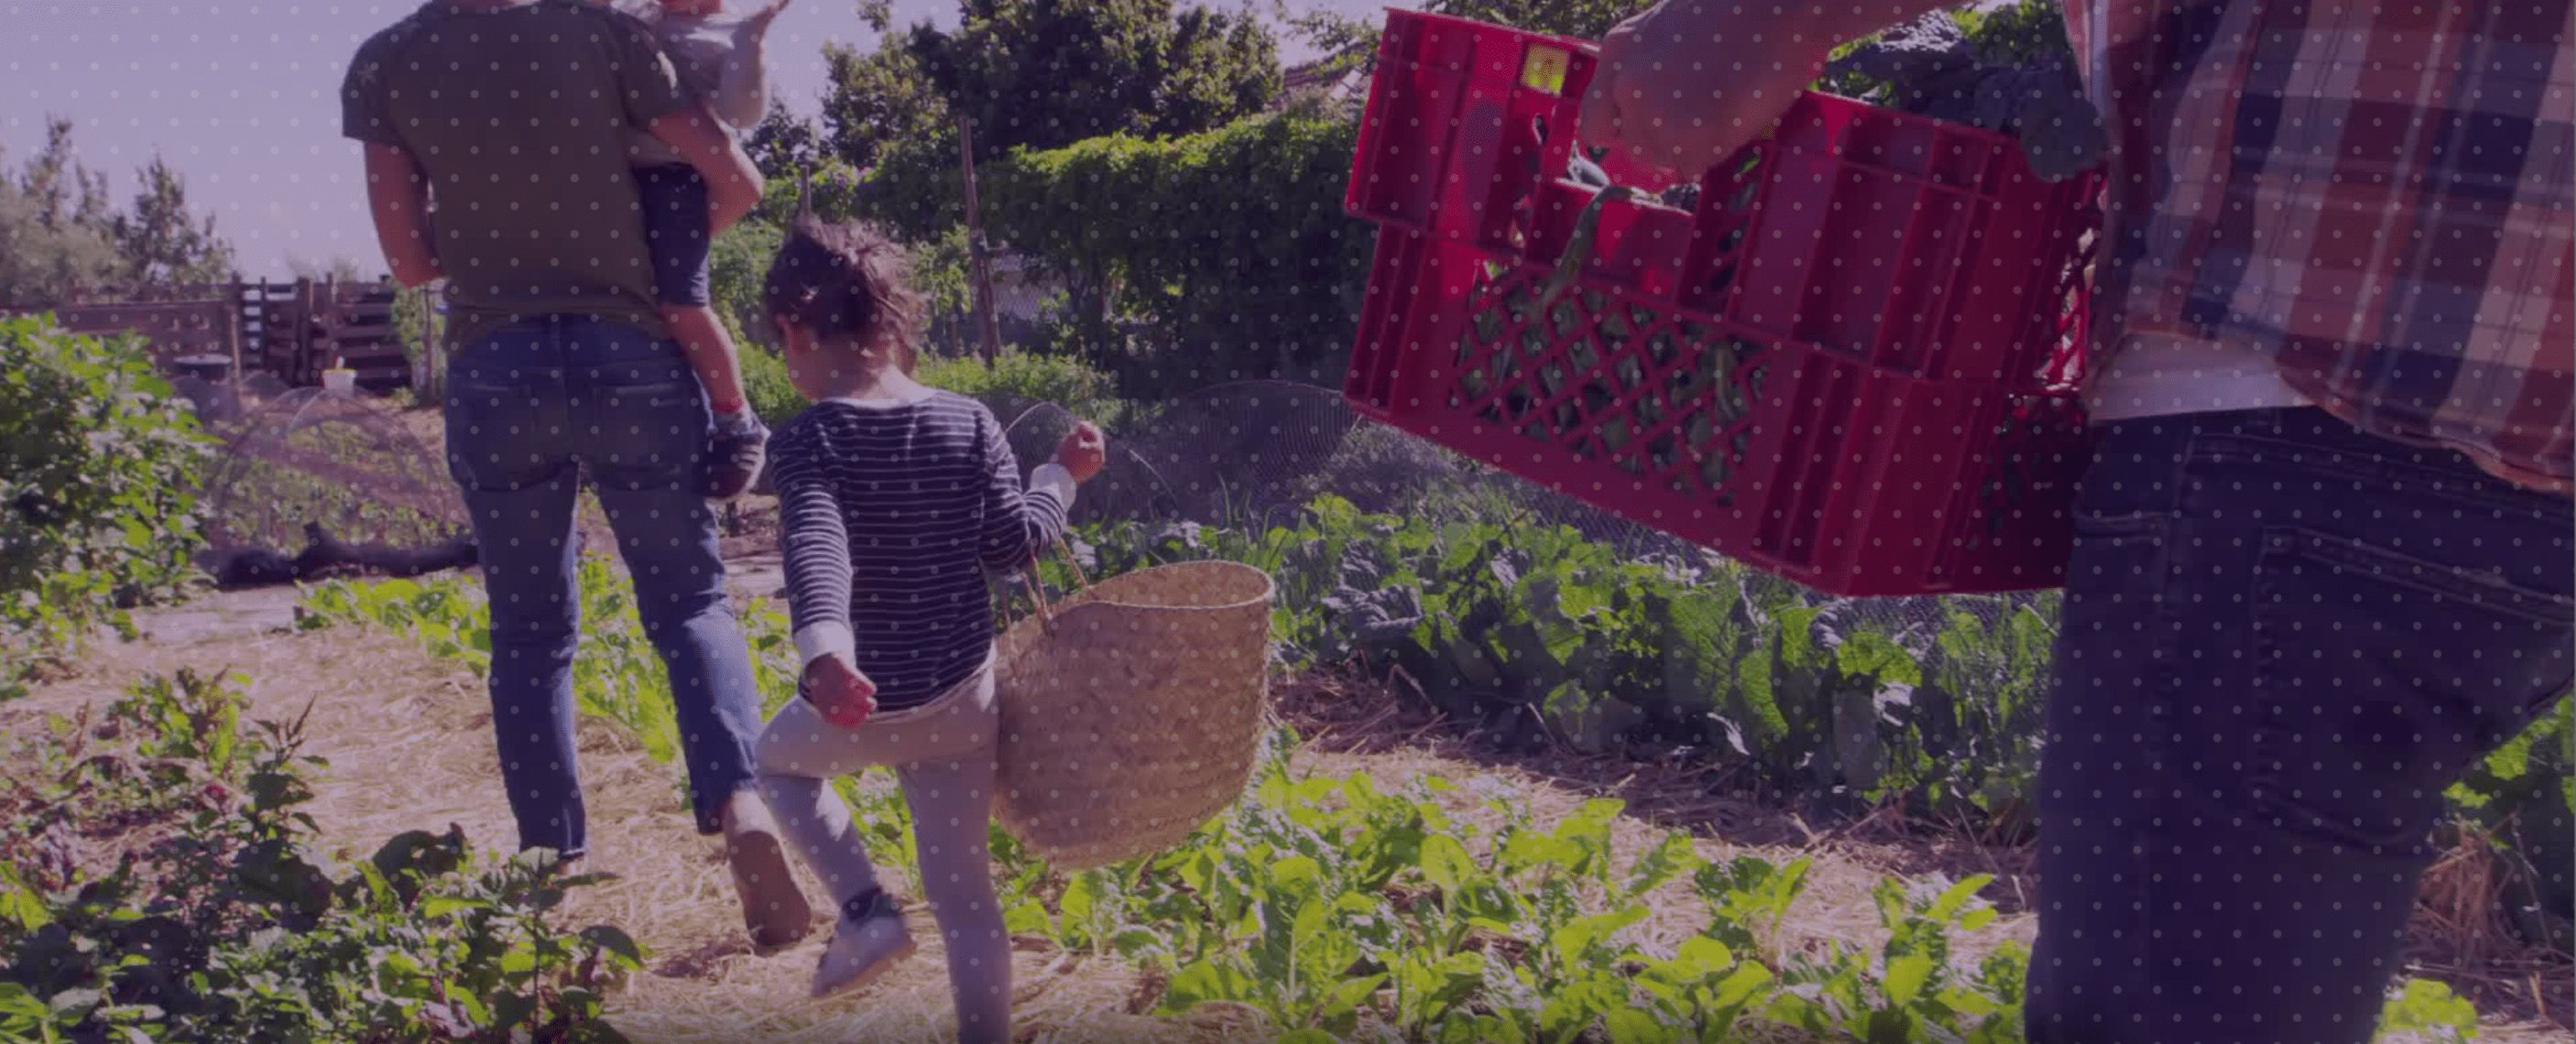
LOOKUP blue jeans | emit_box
[2028,407,2573,1044]
[442,313,765,859]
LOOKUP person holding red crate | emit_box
[1582,2,2572,1043]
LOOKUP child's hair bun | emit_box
[760,215,924,365]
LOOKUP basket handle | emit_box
[1014,535,1090,636]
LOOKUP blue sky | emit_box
[0,0,1413,278]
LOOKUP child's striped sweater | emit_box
[770,389,1075,714]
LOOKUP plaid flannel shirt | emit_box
[2065,0,2574,494]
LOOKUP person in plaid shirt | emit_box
[1583,1,2571,1040]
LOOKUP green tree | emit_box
[707,216,788,350]
[896,0,1283,165]
[861,108,1372,397]
[909,225,976,356]
[829,0,1290,305]
[0,118,121,307]
[0,120,234,306]
[819,34,957,172]
[745,97,827,180]
[1272,0,1656,71]
[1271,2,1375,74]
[110,154,235,295]
[1151,6,1283,136]
[1424,0,1653,39]
[0,182,118,309]
[16,118,117,234]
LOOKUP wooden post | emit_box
[957,117,1004,371]
[322,273,336,374]
[295,277,316,385]
[224,277,246,417]
[420,286,443,401]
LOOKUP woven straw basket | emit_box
[992,558,1276,872]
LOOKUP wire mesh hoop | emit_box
[992,560,1277,871]
[201,387,467,554]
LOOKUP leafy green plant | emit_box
[1108,750,2022,1043]
[104,667,249,778]
[1031,495,2036,821]
[734,345,806,431]
[2376,978,2483,1044]
[919,349,1127,428]
[0,314,218,698]
[0,669,642,1044]
[700,216,808,430]
[1758,875,2024,1044]
[2445,693,2575,950]
[708,217,788,345]
[287,512,2527,1044]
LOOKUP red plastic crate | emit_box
[1338,10,2106,598]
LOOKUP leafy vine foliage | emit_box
[860,107,1374,398]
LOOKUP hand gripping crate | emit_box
[1340,10,2106,597]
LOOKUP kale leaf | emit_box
[1820,8,2109,181]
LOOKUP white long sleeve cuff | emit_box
[1030,462,1077,507]
[793,621,855,669]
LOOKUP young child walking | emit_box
[749,216,1106,1043]
[604,0,792,498]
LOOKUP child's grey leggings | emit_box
[754,653,1010,1044]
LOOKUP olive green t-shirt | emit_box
[340,0,687,351]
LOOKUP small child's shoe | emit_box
[811,886,916,1000]
[704,408,770,501]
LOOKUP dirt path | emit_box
[28,555,1254,1043]
[16,570,2568,1044]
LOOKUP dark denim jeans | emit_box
[2028,407,2573,1044]
[442,313,765,859]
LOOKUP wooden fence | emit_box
[1,275,415,393]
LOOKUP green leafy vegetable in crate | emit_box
[1817,5,2111,181]
[1551,3,2104,191]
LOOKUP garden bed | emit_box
[4,572,2564,1042]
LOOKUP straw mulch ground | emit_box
[10,583,2568,1044]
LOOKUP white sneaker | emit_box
[811,888,917,1000]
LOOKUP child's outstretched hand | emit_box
[802,654,877,730]
[1054,422,1107,484]
[746,0,793,33]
